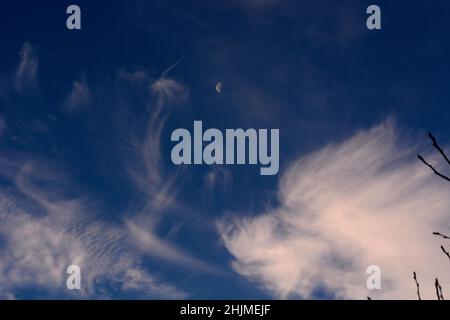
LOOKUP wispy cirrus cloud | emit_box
[119,65,189,199]
[0,54,216,298]
[204,166,232,198]
[14,42,39,96]
[117,66,219,273]
[0,159,186,299]
[0,42,39,101]
[63,76,91,113]
[219,120,450,299]
[126,220,219,274]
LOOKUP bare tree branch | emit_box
[417,155,450,182]
[433,232,450,240]
[439,280,445,300]
[418,132,450,182]
[435,279,441,300]
[441,245,450,261]
[413,272,421,300]
[418,133,450,300]
[435,278,445,300]
[429,132,450,167]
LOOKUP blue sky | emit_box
[1,0,450,299]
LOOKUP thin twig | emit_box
[417,155,450,182]
[429,132,450,167]
[435,279,441,300]
[418,132,450,181]
[433,232,450,240]
[413,272,421,300]
[441,245,450,261]
[435,278,444,300]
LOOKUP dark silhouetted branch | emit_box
[435,278,444,300]
[429,132,450,167]
[417,155,450,182]
[418,133,450,300]
[441,245,450,261]
[433,232,450,240]
[418,132,450,182]
[413,272,421,300]
[435,279,441,300]
[439,279,445,300]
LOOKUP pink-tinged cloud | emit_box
[219,121,450,299]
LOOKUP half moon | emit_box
[215,82,222,94]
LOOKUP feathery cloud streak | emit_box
[219,121,450,299]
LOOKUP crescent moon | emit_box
[215,82,222,94]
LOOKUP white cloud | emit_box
[122,66,189,201]
[14,42,39,95]
[120,67,219,274]
[219,121,450,299]
[0,61,217,298]
[151,77,189,109]
[204,167,232,198]
[117,71,206,274]
[0,161,186,299]
[0,42,39,99]
[63,77,91,112]
[126,220,219,274]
